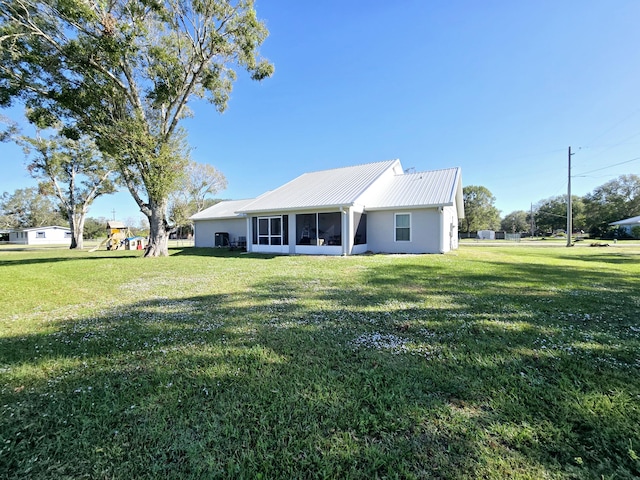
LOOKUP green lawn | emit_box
[1,245,639,479]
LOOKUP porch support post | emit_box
[341,207,350,256]
[245,216,253,253]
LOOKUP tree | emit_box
[533,195,585,235]
[83,217,106,240]
[0,113,17,142]
[460,185,500,233]
[1,0,274,256]
[534,196,567,234]
[0,187,66,228]
[500,210,529,233]
[583,175,640,236]
[182,161,227,214]
[19,130,117,249]
[168,161,227,237]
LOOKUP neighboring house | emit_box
[191,159,464,255]
[609,215,640,237]
[9,226,72,245]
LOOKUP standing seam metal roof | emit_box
[609,215,640,225]
[238,159,399,213]
[365,167,461,209]
[190,199,255,220]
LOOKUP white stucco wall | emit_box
[367,208,443,254]
[193,218,247,248]
[441,205,459,252]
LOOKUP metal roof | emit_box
[238,160,400,214]
[192,162,464,220]
[609,215,640,226]
[366,167,462,209]
[15,225,71,232]
[107,221,126,229]
[190,199,255,220]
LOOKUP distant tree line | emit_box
[0,187,151,239]
[461,174,640,238]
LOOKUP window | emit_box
[258,218,270,244]
[395,213,411,241]
[36,231,46,239]
[254,215,288,245]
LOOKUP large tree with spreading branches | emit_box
[0,0,273,256]
[20,130,117,249]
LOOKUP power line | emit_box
[573,156,640,177]
[581,107,640,147]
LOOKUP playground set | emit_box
[89,221,147,252]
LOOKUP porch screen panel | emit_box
[296,214,317,245]
[318,212,341,245]
[283,215,289,245]
[354,213,367,245]
[252,217,258,244]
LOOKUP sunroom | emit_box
[247,209,368,255]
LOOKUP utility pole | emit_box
[530,203,534,238]
[566,146,574,247]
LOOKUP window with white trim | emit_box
[395,213,411,242]
[254,215,288,245]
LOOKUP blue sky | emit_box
[2,0,640,223]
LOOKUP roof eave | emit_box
[238,203,355,215]
[365,202,455,212]
[192,214,245,221]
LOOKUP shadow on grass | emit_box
[556,251,640,264]
[0,249,143,267]
[0,293,481,478]
[171,247,279,260]
[1,252,639,479]
[0,247,276,268]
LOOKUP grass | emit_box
[1,245,639,479]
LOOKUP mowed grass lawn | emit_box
[1,245,639,479]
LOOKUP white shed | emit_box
[477,230,496,240]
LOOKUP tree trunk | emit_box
[144,200,169,257]
[68,211,86,250]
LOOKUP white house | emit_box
[191,159,464,255]
[9,226,72,245]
